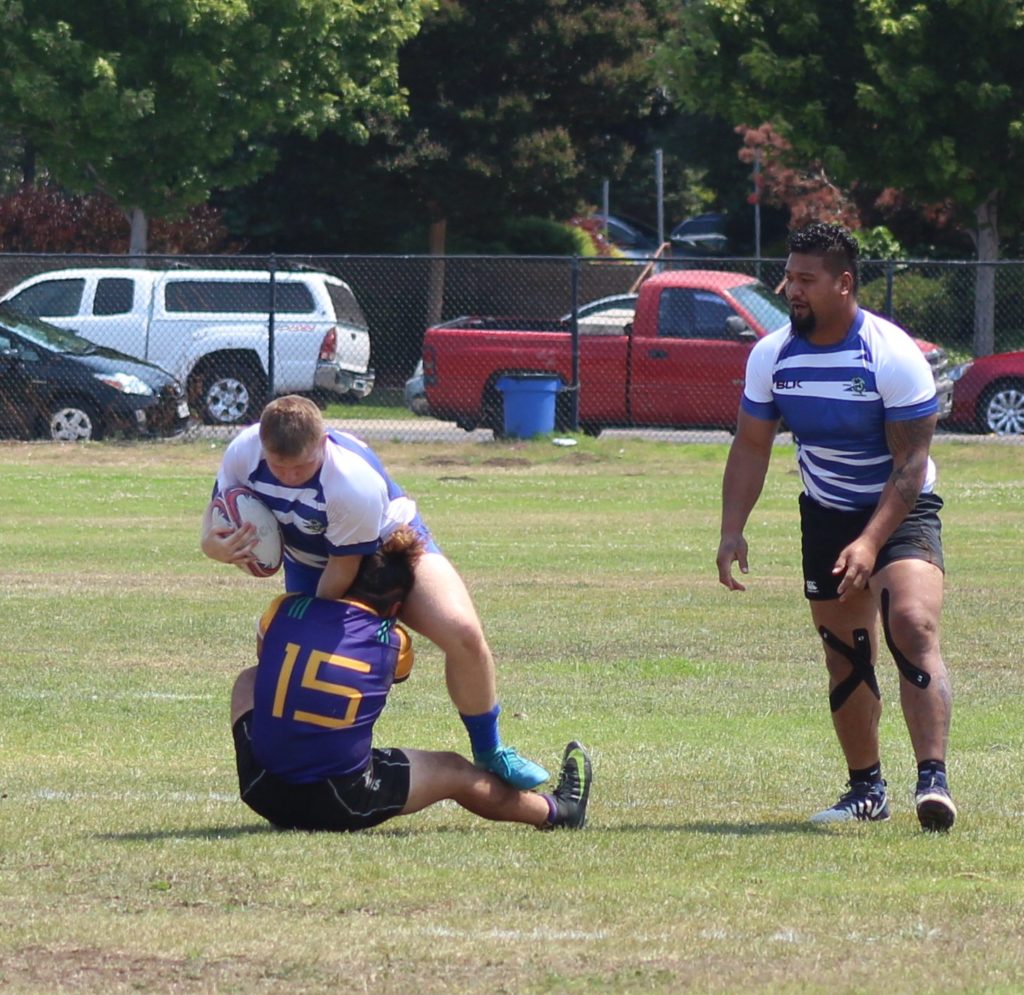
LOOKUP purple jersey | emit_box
[251,594,404,782]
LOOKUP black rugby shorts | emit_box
[799,491,944,601]
[233,713,411,831]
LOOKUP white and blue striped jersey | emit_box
[214,426,420,572]
[741,308,938,511]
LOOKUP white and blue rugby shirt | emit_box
[741,308,938,510]
[215,426,419,571]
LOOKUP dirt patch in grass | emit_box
[0,945,284,993]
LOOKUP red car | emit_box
[947,351,1024,435]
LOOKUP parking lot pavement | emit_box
[187,418,1019,447]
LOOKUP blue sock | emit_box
[461,704,501,758]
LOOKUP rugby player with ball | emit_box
[202,394,551,793]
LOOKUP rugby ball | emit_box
[211,486,284,578]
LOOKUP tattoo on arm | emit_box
[885,416,935,510]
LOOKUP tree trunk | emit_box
[972,192,998,358]
[425,203,446,329]
[128,207,149,257]
[21,143,35,186]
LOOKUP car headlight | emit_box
[948,361,974,383]
[94,372,153,395]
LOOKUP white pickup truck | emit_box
[1,267,375,425]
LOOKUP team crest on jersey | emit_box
[844,376,868,396]
[296,516,326,535]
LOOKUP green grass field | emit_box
[1,434,1022,993]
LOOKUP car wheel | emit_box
[978,379,1024,435]
[45,401,105,442]
[200,365,265,425]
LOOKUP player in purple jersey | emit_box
[202,394,549,792]
[715,223,956,832]
[230,526,591,832]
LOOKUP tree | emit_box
[737,123,861,231]
[391,1,672,246]
[656,0,1024,355]
[217,2,761,257]
[0,0,425,253]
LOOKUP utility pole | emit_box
[753,148,762,279]
[655,148,664,247]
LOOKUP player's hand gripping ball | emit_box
[211,486,284,577]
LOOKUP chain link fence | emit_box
[1,252,1022,443]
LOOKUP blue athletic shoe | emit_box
[474,745,549,789]
[915,773,957,832]
[809,780,890,824]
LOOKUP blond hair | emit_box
[259,395,324,457]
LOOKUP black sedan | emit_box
[0,306,191,441]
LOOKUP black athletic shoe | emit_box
[546,741,592,830]
[809,780,890,824]
[915,773,957,832]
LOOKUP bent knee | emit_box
[886,608,940,657]
[435,617,490,659]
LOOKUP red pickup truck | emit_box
[421,270,953,435]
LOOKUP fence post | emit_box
[569,256,580,431]
[267,253,276,400]
[884,260,894,318]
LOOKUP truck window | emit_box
[6,278,85,318]
[326,284,369,331]
[657,289,736,340]
[730,282,790,333]
[163,281,315,314]
[94,278,135,316]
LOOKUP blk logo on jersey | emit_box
[774,378,803,391]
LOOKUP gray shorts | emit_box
[799,491,944,601]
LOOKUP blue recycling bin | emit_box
[495,375,561,438]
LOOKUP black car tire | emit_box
[44,399,105,442]
[198,362,266,426]
[978,378,1024,435]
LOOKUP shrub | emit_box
[498,216,579,256]
[859,270,967,349]
[0,185,238,253]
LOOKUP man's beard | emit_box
[790,307,815,337]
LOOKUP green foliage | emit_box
[497,216,580,256]
[0,0,426,223]
[851,225,905,261]
[859,270,965,346]
[354,0,675,248]
[215,3,752,255]
[656,0,1024,226]
[562,222,600,258]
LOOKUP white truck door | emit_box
[71,275,150,359]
